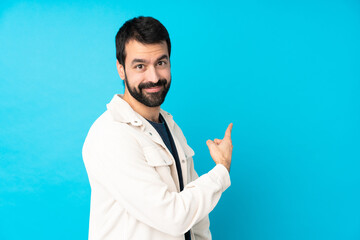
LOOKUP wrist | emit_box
[217,162,230,173]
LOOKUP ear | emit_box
[116,61,125,80]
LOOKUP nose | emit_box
[146,66,160,83]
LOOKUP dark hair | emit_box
[115,16,171,66]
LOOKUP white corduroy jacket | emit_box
[82,94,231,240]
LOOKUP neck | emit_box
[123,93,161,123]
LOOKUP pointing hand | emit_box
[206,123,233,173]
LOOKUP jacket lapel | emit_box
[160,111,189,187]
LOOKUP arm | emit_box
[82,121,230,237]
[190,123,234,240]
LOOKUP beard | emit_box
[124,75,171,107]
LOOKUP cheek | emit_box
[126,71,144,86]
[160,69,171,80]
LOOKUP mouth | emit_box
[143,86,163,93]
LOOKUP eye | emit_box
[157,60,167,66]
[135,64,144,70]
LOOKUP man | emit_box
[82,16,233,240]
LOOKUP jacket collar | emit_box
[106,94,175,130]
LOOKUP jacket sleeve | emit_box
[188,158,212,240]
[82,121,231,237]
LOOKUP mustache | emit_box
[138,79,167,90]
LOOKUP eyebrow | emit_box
[131,58,146,65]
[156,55,169,62]
[130,54,169,66]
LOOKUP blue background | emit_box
[1,0,359,239]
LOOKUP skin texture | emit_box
[117,40,233,172]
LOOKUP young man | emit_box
[82,16,233,240]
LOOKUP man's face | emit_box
[118,40,171,107]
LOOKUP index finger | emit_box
[224,123,233,139]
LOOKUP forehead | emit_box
[124,40,168,63]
